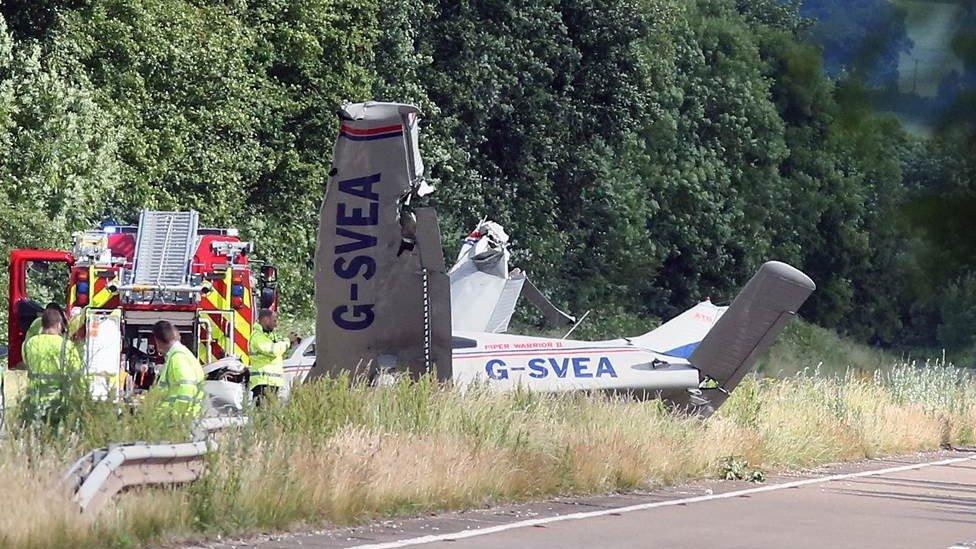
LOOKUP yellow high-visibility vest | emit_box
[23,333,84,405]
[249,324,287,390]
[21,316,42,360]
[158,343,205,416]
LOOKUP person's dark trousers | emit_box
[251,384,279,407]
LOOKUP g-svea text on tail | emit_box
[312,101,452,382]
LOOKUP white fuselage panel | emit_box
[451,331,700,392]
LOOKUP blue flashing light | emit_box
[231,284,244,297]
[77,281,90,294]
[99,217,120,231]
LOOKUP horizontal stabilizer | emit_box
[689,261,815,411]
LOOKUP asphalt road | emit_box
[203,451,976,549]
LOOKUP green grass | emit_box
[0,316,968,547]
[1,358,975,548]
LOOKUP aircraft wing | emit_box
[685,261,815,412]
[312,102,451,381]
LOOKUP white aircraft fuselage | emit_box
[285,332,700,394]
[451,330,700,393]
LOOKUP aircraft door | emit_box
[7,249,73,368]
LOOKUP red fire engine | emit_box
[7,210,277,397]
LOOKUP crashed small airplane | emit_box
[310,101,815,414]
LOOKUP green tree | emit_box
[51,0,379,311]
[0,13,121,341]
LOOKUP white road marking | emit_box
[349,455,976,549]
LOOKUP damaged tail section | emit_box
[312,101,452,382]
[448,219,574,333]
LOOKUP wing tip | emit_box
[760,260,816,292]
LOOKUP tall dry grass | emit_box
[1,363,975,548]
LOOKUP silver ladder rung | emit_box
[130,210,199,288]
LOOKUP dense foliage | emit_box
[0,0,974,355]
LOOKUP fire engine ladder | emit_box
[130,210,200,289]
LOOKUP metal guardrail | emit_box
[191,415,250,440]
[61,415,249,516]
[62,441,210,515]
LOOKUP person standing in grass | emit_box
[152,320,205,417]
[22,302,64,358]
[249,308,289,405]
[22,308,84,418]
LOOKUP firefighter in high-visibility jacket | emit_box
[249,308,288,404]
[22,309,85,413]
[22,302,64,361]
[152,320,205,417]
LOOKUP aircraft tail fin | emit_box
[687,261,815,412]
[312,101,451,382]
[628,300,727,358]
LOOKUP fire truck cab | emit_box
[7,210,278,400]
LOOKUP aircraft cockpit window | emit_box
[452,336,478,349]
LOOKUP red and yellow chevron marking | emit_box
[91,272,120,308]
[200,277,230,363]
[234,284,252,365]
[197,268,253,365]
[67,267,120,310]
